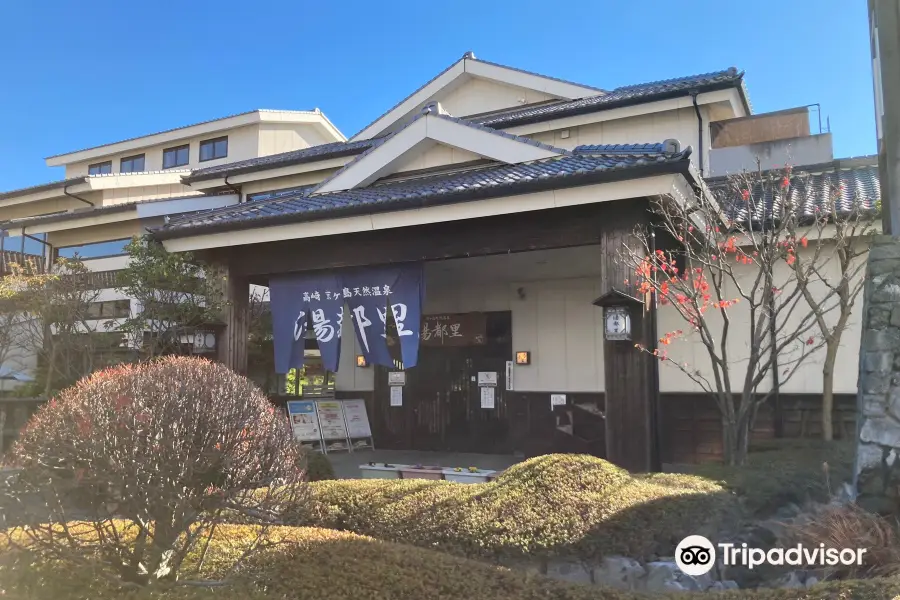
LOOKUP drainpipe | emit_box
[63,183,94,207]
[690,91,705,176]
[224,175,242,200]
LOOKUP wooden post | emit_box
[217,263,249,375]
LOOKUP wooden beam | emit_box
[222,202,649,281]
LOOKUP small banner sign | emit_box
[421,312,487,346]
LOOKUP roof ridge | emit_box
[614,67,741,91]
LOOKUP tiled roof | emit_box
[1,194,216,228]
[184,67,746,184]
[307,109,572,194]
[185,139,377,182]
[155,142,693,239]
[0,176,87,200]
[473,68,749,128]
[709,156,880,224]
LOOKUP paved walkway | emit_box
[325,449,521,479]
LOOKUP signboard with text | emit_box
[421,312,487,346]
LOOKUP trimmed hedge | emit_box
[288,454,736,562]
[688,440,855,516]
[305,451,336,482]
[3,524,900,600]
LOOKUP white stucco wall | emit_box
[333,246,606,393]
[656,242,867,395]
[440,76,557,117]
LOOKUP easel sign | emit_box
[342,399,374,451]
[315,400,351,454]
[286,400,323,453]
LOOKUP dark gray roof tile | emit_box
[474,68,748,128]
[156,142,692,239]
[710,156,880,224]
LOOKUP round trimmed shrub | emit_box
[304,451,336,481]
[9,356,306,586]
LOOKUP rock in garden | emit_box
[592,556,645,590]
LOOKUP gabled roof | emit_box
[314,104,570,194]
[474,68,750,128]
[708,156,880,224]
[154,141,693,239]
[350,52,604,141]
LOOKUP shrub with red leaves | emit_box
[5,356,305,587]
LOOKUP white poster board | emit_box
[286,400,321,443]
[342,399,372,438]
[478,371,498,386]
[316,400,349,440]
[505,361,514,391]
[550,394,567,408]
[480,386,495,409]
[390,386,403,406]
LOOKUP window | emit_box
[57,238,131,259]
[120,154,145,173]
[87,300,131,319]
[163,144,190,169]
[199,136,228,162]
[88,161,112,175]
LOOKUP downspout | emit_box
[690,91,705,176]
[224,175,242,200]
[63,183,94,207]
[649,229,663,470]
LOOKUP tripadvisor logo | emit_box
[675,535,868,576]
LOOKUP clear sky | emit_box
[0,0,874,192]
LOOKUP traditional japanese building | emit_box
[4,52,880,468]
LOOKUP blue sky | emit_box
[0,0,874,192]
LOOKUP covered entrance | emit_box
[372,311,512,453]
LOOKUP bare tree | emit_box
[773,173,878,440]
[621,165,844,465]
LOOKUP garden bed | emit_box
[3,524,900,599]
[287,453,737,563]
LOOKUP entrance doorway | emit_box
[372,311,512,453]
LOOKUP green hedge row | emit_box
[287,454,736,562]
[4,524,899,600]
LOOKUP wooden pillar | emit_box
[217,263,249,375]
[595,207,658,473]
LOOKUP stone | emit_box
[643,561,706,592]
[862,373,891,394]
[872,283,900,303]
[857,493,900,515]
[860,417,900,448]
[805,576,819,588]
[592,556,645,590]
[891,307,900,328]
[546,559,592,585]
[863,329,900,351]
[870,258,900,276]
[746,524,779,547]
[857,442,889,471]
[721,580,740,590]
[870,236,900,260]
[865,351,894,373]
[871,306,893,328]
[863,395,889,418]
[775,571,805,589]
